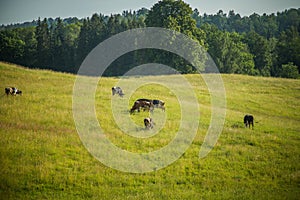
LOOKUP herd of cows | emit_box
[112,86,254,130]
[112,86,165,129]
[4,86,254,129]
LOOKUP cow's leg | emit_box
[150,106,154,113]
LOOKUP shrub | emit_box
[280,62,299,79]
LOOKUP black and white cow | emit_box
[152,99,165,111]
[144,117,154,129]
[5,87,22,96]
[244,115,254,129]
[112,86,124,97]
[15,90,22,95]
[5,87,12,95]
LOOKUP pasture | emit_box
[0,62,299,199]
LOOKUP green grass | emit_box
[0,62,299,199]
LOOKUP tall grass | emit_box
[0,62,299,199]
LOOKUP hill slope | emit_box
[0,62,299,199]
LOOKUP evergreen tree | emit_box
[50,18,65,70]
[76,18,91,67]
[35,18,50,68]
[22,27,37,66]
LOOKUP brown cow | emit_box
[137,98,165,111]
[130,100,154,114]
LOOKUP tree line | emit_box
[0,0,299,78]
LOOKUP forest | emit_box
[0,0,299,78]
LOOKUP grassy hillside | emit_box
[0,62,299,199]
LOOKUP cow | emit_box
[144,118,154,129]
[112,86,124,97]
[244,115,254,129]
[153,99,165,111]
[136,98,152,103]
[15,90,22,95]
[130,100,154,114]
[5,87,12,95]
[136,99,153,110]
[5,87,22,96]
[137,98,165,111]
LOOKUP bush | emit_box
[280,62,299,79]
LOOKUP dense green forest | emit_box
[0,0,299,78]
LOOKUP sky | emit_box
[0,0,300,25]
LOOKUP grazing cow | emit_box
[130,100,154,114]
[15,90,22,95]
[244,115,254,129]
[153,99,165,111]
[112,86,124,97]
[5,87,22,96]
[137,98,165,111]
[5,87,12,95]
[137,98,152,104]
[136,99,153,111]
[144,118,154,129]
[130,101,140,113]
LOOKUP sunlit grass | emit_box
[0,62,299,199]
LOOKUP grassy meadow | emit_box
[0,62,299,199]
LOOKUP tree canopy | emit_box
[0,1,299,78]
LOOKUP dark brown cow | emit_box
[130,100,154,114]
[137,99,165,111]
